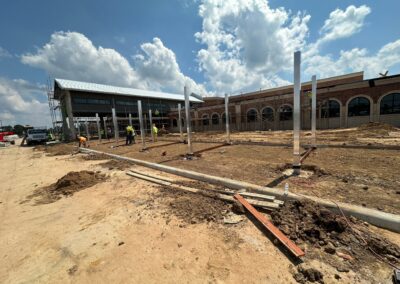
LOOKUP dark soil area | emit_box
[25,171,107,204]
[98,159,132,171]
[34,143,76,156]
[271,200,400,282]
[155,186,231,224]
[81,153,110,160]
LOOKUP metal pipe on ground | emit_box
[300,147,315,164]
[79,147,400,233]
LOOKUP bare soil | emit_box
[24,170,108,205]
[271,200,400,283]
[1,144,302,283]
[155,186,232,224]
[89,128,400,215]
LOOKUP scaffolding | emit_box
[46,78,63,137]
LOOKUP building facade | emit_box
[53,79,203,139]
[168,72,400,132]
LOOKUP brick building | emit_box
[168,72,400,132]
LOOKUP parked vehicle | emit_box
[26,128,48,145]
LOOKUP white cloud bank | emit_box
[21,32,206,95]
[2,1,400,127]
[0,77,49,126]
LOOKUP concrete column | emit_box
[178,103,183,141]
[129,113,132,125]
[85,119,90,140]
[138,100,146,150]
[96,113,101,141]
[184,86,193,155]
[293,51,301,173]
[235,104,241,131]
[225,94,231,143]
[65,91,76,140]
[112,108,119,140]
[311,75,317,147]
[103,117,108,139]
[149,109,154,142]
[77,120,81,136]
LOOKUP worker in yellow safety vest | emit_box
[152,123,158,142]
[126,125,134,145]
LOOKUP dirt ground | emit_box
[87,126,400,215]
[1,125,399,283]
[0,143,299,283]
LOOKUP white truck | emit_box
[26,128,48,145]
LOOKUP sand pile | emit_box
[26,171,107,204]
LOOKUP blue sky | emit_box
[1,0,400,126]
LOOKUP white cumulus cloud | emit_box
[0,77,49,126]
[319,5,371,43]
[195,0,310,94]
[21,31,206,95]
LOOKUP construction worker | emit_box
[77,134,87,148]
[126,124,134,145]
[152,123,158,142]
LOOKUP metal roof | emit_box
[54,78,203,103]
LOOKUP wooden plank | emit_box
[234,193,305,258]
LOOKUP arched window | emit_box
[348,97,370,117]
[211,113,219,125]
[172,119,177,127]
[246,109,258,122]
[322,100,340,118]
[279,105,293,121]
[202,114,209,126]
[262,107,274,121]
[380,93,400,115]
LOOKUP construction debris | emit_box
[271,200,400,273]
[234,193,305,258]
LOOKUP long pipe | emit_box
[80,147,400,233]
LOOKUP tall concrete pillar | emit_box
[178,103,183,141]
[149,109,154,142]
[311,75,317,147]
[184,86,193,155]
[293,51,301,173]
[103,117,108,139]
[225,94,231,143]
[112,108,119,140]
[65,91,76,140]
[96,113,101,141]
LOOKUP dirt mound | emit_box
[271,200,400,275]
[99,160,132,170]
[34,143,75,156]
[156,186,231,224]
[25,171,107,204]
